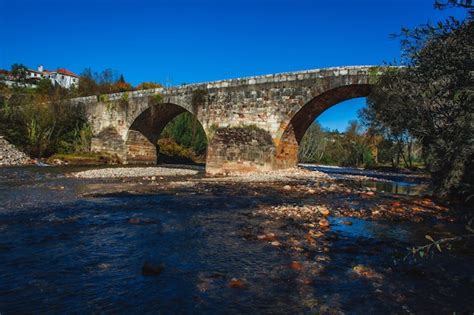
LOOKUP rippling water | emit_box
[0,166,472,313]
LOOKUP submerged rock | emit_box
[228,278,246,289]
[290,261,304,271]
[142,262,164,276]
[257,232,276,241]
[128,217,160,225]
[351,264,383,280]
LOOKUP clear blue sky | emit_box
[0,0,467,131]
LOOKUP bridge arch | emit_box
[125,102,208,164]
[274,83,372,168]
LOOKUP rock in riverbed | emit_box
[142,262,164,276]
[228,278,247,289]
[128,217,160,225]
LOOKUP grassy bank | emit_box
[47,152,121,165]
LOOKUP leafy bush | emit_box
[160,112,208,156]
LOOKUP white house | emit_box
[25,65,80,89]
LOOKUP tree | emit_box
[365,14,473,202]
[434,0,473,9]
[160,112,208,156]
[0,84,89,158]
[136,82,162,90]
[10,63,28,83]
[113,74,133,92]
[298,122,326,163]
[78,68,99,96]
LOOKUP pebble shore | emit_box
[71,167,199,178]
[202,168,331,182]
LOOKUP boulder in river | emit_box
[228,278,246,289]
[128,217,160,225]
[290,261,304,271]
[142,262,164,276]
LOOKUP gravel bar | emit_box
[71,167,199,178]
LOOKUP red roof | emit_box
[56,68,79,78]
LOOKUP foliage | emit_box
[0,85,91,158]
[298,120,419,168]
[405,219,474,261]
[434,0,473,10]
[98,94,110,103]
[364,16,473,202]
[160,112,208,156]
[120,92,129,103]
[155,89,209,158]
[157,138,199,164]
[136,82,162,90]
[47,151,119,165]
[77,68,134,96]
[191,89,207,110]
[151,93,163,104]
[10,64,28,83]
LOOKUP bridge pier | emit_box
[90,127,127,162]
[206,126,277,175]
[274,126,299,170]
[125,130,157,164]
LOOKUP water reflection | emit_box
[302,164,429,195]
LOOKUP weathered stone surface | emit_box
[71,66,376,173]
[207,126,275,175]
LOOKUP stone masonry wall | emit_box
[206,126,275,175]
[125,130,157,164]
[71,66,378,172]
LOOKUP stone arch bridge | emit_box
[70,66,378,174]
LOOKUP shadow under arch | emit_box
[275,84,372,168]
[125,102,208,164]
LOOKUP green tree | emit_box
[365,13,473,202]
[160,112,208,156]
[0,85,90,158]
[78,68,99,96]
[10,63,28,83]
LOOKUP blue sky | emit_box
[0,0,467,131]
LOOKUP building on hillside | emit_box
[1,65,79,89]
[25,65,79,88]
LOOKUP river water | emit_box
[0,166,472,313]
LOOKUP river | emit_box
[0,165,472,313]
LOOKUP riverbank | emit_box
[62,165,453,223]
[71,166,200,178]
